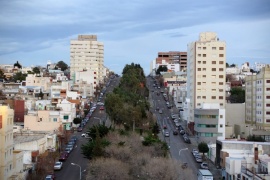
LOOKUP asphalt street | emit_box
[54,77,120,180]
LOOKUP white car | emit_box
[54,161,63,170]
[97,102,104,106]
[165,132,170,137]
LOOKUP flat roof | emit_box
[199,169,213,176]
[14,135,44,144]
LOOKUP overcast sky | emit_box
[0,0,269,74]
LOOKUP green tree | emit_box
[198,142,209,157]
[56,61,68,71]
[13,72,27,82]
[156,65,168,75]
[226,63,229,68]
[152,122,160,137]
[14,61,22,69]
[92,127,103,157]
[247,135,265,142]
[230,63,236,67]
[32,67,40,74]
[229,87,245,103]
[73,118,82,125]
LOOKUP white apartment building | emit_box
[245,65,270,140]
[70,35,104,84]
[187,32,226,137]
[156,60,180,72]
[0,105,24,180]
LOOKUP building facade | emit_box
[70,35,104,84]
[245,65,270,139]
[186,32,226,138]
[156,51,187,71]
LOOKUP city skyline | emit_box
[0,0,269,74]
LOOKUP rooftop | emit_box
[14,135,45,144]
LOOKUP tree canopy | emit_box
[198,142,209,156]
[156,65,168,75]
[105,63,150,130]
[56,61,68,71]
[32,67,40,74]
[229,87,245,103]
[14,61,22,69]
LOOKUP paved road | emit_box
[147,76,222,179]
[54,77,120,180]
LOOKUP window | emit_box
[197,103,201,106]
[94,77,96,79]
[219,96,223,99]
[219,61,224,64]
[197,96,201,99]
[212,89,216,92]
[212,61,216,64]
[203,96,206,99]
[203,47,206,50]
[198,68,201,71]
[219,89,223,92]
[267,96,270,99]
[198,61,201,64]
[212,96,216,99]
[198,47,201,50]
[212,68,216,71]
[212,47,216,50]
[219,47,224,50]
[219,68,224,71]
[219,54,224,57]
[203,75,206,78]
[197,82,201,85]
[94,72,96,74]
[220,115,223,118]
[266,112,270,115]
[203,54,206,57]
[219,75,224,78]
[203,68,206,71]
[203,61,206,64]
[53,118,57,122]
[94,82,96,84]
[64,115,69,120]
[198,54,201,57]
[267,80,270,83]
[266,104,270,107]
[219,82,223,85]
[220,124,223,128]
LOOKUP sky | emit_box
[0,0,269,75]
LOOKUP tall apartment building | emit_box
[245,65,270,134]
[70,35,104,84]
[156,51,187,71]
[186,32,226,142]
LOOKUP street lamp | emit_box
[179,148,188,159]
[94,117,102,124]
[71,163,82,180]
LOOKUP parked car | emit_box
[163,125,167,129]
[184,137,191,144]
[159,109,163,114]
[70,136,77,142]
[97,102,104,106]
[59,152,69,162]
[54,161,63,170]
[77,127,83,132]
[192,149,199,156]
[66,144,73,151]
[171,114,177,119]
[167,104,172,109]
[173,130,178,135]
[200,162,209,169]
[165,132,170,137]
[45,174,55,180]
[156,107,160,110]
[180,130,185,135]
[196,156,203,163]
[65,147,72,154]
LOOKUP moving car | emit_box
[54,161,63,170]
[99,106,105,110]
[159,109,163,114]
[165,132,170,137]
[45,174,55,180]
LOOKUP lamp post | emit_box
[179,148,188,160]
[71,163,82,180]
[94,117,102,124]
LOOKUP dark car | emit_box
[184,137,191,144]
[173,130,178,135]
[180,130,185,135]
[77,127,83,132]
[59,152,69,162]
